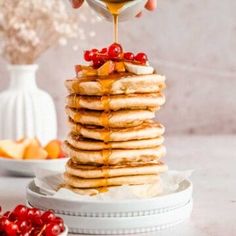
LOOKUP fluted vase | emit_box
[0,64,57,145]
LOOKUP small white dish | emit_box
[0,157,69,177]
[59,225,68,236]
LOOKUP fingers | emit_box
[70,0,84,9]
[145,0,157,11]
[137,0,156,17]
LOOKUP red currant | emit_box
[45,223,62,236]
[100,48,108,54]
[26,208,34,220]
[0,217,10,231]
[108,43,123,60]
[5,222,19,236]
[124,52,134,61]
[99,53,109,61]
[41,210,56,224]
[3,211,11,218]
[84,50,93,62]
[31,228,41,236]
[8,213,16,222]
[91,52,99,61]
[91,48,99,53]
[22,232,30,236]
[51,217,65,231]
[13,205,28,220]
[93,59,104,68]
[134,53,148,64]
[15,220,31,233]
[31,208,42,226]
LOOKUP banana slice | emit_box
[124,62,154,75]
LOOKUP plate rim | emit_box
[0,156,69,164]
[26,177,193,204]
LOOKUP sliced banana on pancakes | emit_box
[124,62,154,75]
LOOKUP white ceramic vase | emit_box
[0,65,57,145]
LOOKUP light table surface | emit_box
[0,136,235,236]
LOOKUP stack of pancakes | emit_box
[64,72,167,196]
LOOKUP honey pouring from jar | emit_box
[71,0,147,42]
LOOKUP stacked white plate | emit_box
[26,180,193,235]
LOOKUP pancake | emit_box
[66,93,165,111]
[68,119,165,142]
[67,132,164,150]
[63,141,166,165]
[66,107,156,128]
[65,72,166,96]
[63,182,163,197]
[66,159,168,178]
[64,172,160,188]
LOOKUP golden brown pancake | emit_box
[68,119,165,142]
[66,159,168,178]
[65,72,166,96]
[67,132,164,150]
[64,172,160,188]
[63,141,166,165]
[66,107,156,128]
[66,93,165,111]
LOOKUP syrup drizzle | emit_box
[113,14,119,43]
[74,109,81,122]
[73,94,80,108]
[101,95,110,112]
[98,76,115,192]
[102,0,129,42]
[74,0,132,191]
[99,77,115,94]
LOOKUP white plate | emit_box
[28,200,192,235]
[27,179,192,217]
[26,178,193,234]
[0,157,69,177]
[57,201,193,235]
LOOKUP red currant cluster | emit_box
[84,43,148,68]
[0,205,65,236]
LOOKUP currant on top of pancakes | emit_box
[75,43,151,77]
[83,43,148,68]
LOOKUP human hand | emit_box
[70,0,157,11]
[145,0,157,11]
[136,0,157,17]
[70,0,84,9]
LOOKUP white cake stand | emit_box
[26,179,193,235]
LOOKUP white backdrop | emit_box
[0,0,235,137]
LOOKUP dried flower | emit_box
[0,0,99,64]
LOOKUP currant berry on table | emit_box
[0,204,65,236]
